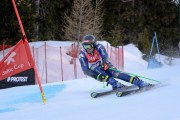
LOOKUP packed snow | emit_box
[0,41,180,120]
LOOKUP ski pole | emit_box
[109,68,161,83]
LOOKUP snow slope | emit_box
[0,42,180,120]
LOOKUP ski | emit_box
[91,85,138,98]
[116,84,157,97]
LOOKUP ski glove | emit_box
[102,58,111,70]
[96,74,109,82]
[102,63,109,70]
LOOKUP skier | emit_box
[78,35,152,90]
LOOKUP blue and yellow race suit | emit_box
[78,43,134,83]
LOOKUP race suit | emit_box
[78,43,134,83]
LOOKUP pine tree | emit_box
[63,0,94,41]
[92,0,104,39]
[63,0,104,41]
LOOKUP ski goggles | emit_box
[83,44,94,50]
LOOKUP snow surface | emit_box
[0,41,180,120]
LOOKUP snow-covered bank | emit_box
[0,42,180,120]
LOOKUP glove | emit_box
[96,74,109,82]
[102,63,109,70]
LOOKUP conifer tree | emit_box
[63,0,94,41]
[63,0,104,41]
[92,0,104,39]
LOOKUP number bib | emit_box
[85,49,102,69]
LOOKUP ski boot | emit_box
[132,76,153,88]
[107,77,125,90]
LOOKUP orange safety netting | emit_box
[1,42,124,84]
[30,42,124,84]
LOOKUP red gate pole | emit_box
[72,43,77,79]
[122,45,124,71]
[74,45,77,79]
[11,0,26,37]
[119,46,121,70]
[71,44,74,78]
[115,47,118,68]
[118,47,120,69]
[12,0,46,103]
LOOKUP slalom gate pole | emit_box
[34,67,47,104]
[11,0,26,37]
[109,68,161,83]
[12,0,46,104]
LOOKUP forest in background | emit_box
[0,0,179,57]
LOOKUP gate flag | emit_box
[10,0,46,103]
[0,39,35,88]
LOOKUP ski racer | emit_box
[78,35,152,90]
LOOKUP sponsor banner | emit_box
[0,39,34,81]
[0,68,35,89]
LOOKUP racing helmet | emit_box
[82,35,96,50]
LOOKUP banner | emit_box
[7,0,46,103]
[0,39,35,89]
